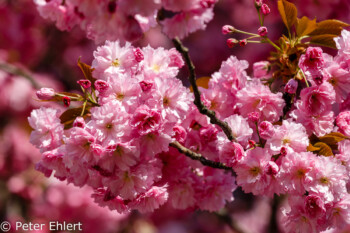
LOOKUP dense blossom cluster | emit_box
[26,0,350,232]
[29,28,350,232]
[34,0,217,42]
[29,41,237,214]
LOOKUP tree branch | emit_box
[172,38,236,142]
[169,141,233,171]
[0,63,39,89]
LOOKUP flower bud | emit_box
[134,48,144,62]
[91,144,104,155]
[94,80,109,94]
[73,116,86,128]
[265,161,279,176]
[255,0,263,7]
[172,125,187,144]
[62,96,71,107]
[222,25,235,35]
[284,79,298,94]
[259,121,274,139]
[280,147,287,156]
[248,140,256,148]
[248,112,260,122]
[258,26,268,37]
[239,39,247,47]
[200,125,218,143]
[227,38,238,48]
[139,80,153,92]
[36,87,55,100]
[253,61,270,79]
[261,4,270,15]
[77,79,91,89]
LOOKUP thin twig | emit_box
[0,63,40,89]
[169,141,233,171]
[172,38,236,142]
[215,212,247,233]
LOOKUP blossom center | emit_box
[250,166,261,176]
[320,177,329,184]
[296,169,305,178]
[163,97,170,107]
[111,58,120,67]
[152,64,160,72]
[116,93,125,100]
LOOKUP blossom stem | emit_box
[235,29,259,37]
[263,38,281,51]
[172,38,236,142]
[81,100,87,116]
[169,141,233,171]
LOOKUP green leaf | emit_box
[313,142,333,157]
[278,0,298,32]
[318,132,348,146]
[309,19,349,37]
[296,16,317,37]
[77,57,96,84]
[309,34,338,49]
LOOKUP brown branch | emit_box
[169,141,233,171]
[215,211,247,233]
[172,38,236,142]
[0,63,39,89]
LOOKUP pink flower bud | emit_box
[261,4,270,15]
[91,144,104,155]
[139,81,153,92]
[304,195,326,218]
[77,79,91,89]
[280,147,287,156]
[259,121,274,139]
[172,125,187,144]
[284,79,298,94]
[73,116,86,128]
[299,47,324,71]
[336,111,350,136]
[227,38,238,48]
[255,0,263,7]
[248,140,256,148]
[222,25,235,35]
[265,161,279,176]
[199,125,218,143]
[253,61,270,79]
[219,142,245,167]
[94,80,109,93]
[134,48,144,62]
[36,87,55,100]
[258,26,268,37]
[239,39,247,47]
[62,96,71,107]
[168,48,184,68]
[248,112,260,122]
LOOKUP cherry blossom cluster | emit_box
[28,2,350,231]
[29,41,237,214]
[201,30,350,232]
[34,0,217,43]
